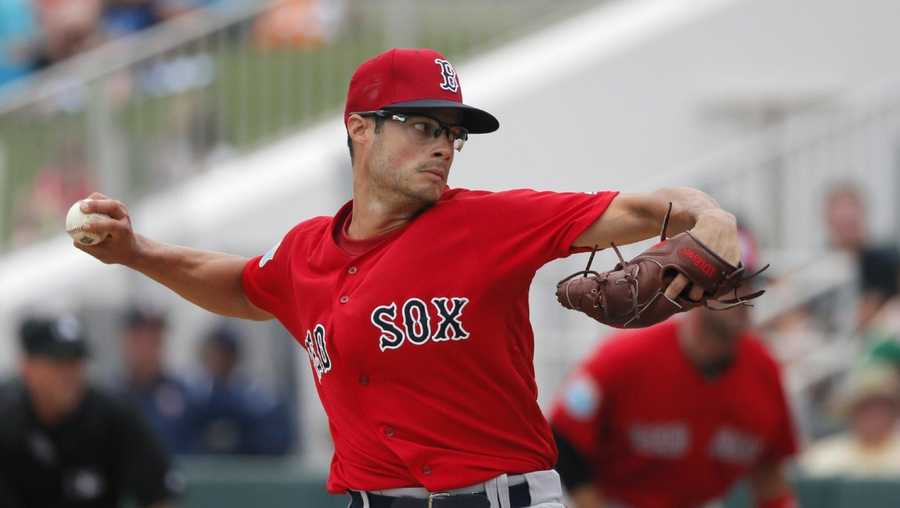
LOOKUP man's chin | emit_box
[412,185,446,205]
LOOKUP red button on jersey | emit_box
[348,266,358,274]
[242,187,618,493]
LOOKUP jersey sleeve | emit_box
[115,402,182,506]
[241,227,298,321]
[470,189,618,269]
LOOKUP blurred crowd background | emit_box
[1,0,900,507]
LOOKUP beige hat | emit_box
[834,363,900,418]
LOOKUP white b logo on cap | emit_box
[56,316,81,343]
[435,59,459,93]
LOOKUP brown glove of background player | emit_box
[556,204,767,328]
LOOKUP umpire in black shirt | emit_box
[0,315,180,507]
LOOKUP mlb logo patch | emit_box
[259,237,283,268]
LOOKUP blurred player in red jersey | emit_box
[551,228,799,508]
[74,48,746,508]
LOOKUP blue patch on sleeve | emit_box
[563,377,600,420]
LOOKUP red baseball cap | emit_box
[344,48,499,134]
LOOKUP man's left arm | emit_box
[749,462,797,508]
[574,187,741,300]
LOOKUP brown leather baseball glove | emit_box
[556,205,767,328]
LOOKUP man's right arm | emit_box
[74,194,273,321]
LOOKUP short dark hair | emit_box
[347,115,386,162]
[122,304,167,331]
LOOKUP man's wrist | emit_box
[694,208,735,228]
[128,234,160,273]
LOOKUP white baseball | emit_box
[66,201,109,246]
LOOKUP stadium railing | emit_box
[0,0,599,253]
[656,78,900,252]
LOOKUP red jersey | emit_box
[242,187,617,493]
[550,320,797,508]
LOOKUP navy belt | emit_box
[348,481,531,508]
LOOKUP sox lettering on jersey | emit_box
[627,422,763,464]
[628,422,689,458]
[709,426,762,465]
[305,324,332,381]
[372,297,470,352]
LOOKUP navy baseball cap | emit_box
[122,304,167,330]
[19,316,90,359]
[344,48,499,134]
[206,323,241,356]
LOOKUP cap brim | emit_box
[29,343,89,360]
[382,100,499,134]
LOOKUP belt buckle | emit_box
[426,492,450,508]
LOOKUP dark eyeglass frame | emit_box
[354,110,469,152]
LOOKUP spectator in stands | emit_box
[824,182,900,330]
[0,0,38,90]
[252,0,345,50]
[801,363,900,477]
[190,322,293,455]
[114,305,195,455]
[102,0,220,39]
[12,137,96,247]
[31,0,103,69]
[867,334,900,373]
[102,0,161,38]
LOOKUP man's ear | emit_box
[347,114,370,146]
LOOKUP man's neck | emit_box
[677,319,735,378]
[348,187,429,240]
[30,394,68,427]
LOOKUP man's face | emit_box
[696,302,751,343]
[826,191,866,250]
[684,282,756,367]
[851,396,899,445]
[202,341,238,381]
[364,109,462,205]
[22,357,86,418]
[123,324,165,382]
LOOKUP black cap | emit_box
[122,304,167,330]
[19,316,89,359]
